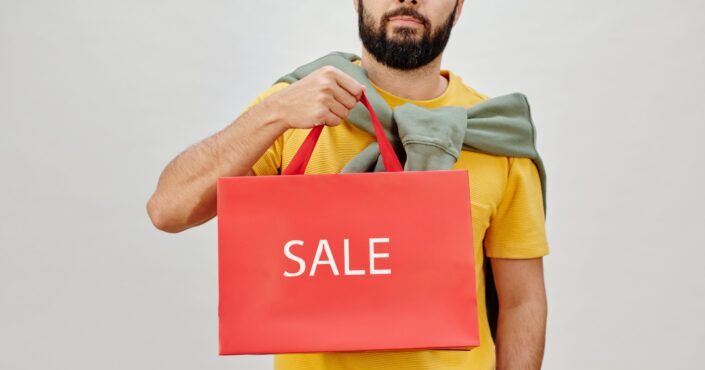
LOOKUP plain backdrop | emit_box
[1,0,703,369]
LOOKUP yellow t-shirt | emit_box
[245,59,550,370]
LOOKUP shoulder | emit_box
[446,70,491,104]
[245,81,292,110]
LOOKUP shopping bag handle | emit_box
[282,91,403,175]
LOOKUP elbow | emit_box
[146,195,186,234]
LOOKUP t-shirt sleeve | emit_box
[484,157,550,259]
[245,82,290,176]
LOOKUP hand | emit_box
[265,66,366,129]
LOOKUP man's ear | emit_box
[353,0,359,13]
[453,0,464,26]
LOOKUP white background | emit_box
[1,0,703,369]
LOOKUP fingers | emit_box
[319,66,366,101]
[322,109,342,127]
[330,83,359,110]
[327,97,350,126]
[303,66,367,128]
[320,78,357,111]
[312,96,344,127]
[334,70,366,101]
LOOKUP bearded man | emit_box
[147,1,550,369]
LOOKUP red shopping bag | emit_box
[217,92,479,355]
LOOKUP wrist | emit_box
[258,96,290,132]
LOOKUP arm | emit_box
[146,66,365,233]
[491,257,548,370]
[146,98,288,233]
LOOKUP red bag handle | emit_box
[282,91,403,175]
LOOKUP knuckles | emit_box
[319,65,338,76]
[320,81,336,93]
[314,108,330,121]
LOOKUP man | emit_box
[147,0,549,369]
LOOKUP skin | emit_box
[354,5,547,369]
[492,257,547,370]
[145,66,365,232]
[147,1,547,368]
[354,0,461,100]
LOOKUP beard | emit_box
[357,0,458,71]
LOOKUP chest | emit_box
[281,124,508,229]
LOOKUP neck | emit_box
[360,48,448,101]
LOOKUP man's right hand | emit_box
[146,66,366,233]
[265,66,366,129]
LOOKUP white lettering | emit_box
[344,238,365,275]
[283,240,305,277]
[282,238,392,277]
[309,239,340,276]
[369,237,391,275]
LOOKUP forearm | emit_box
[495,298,547,370]
[147,98,287,233]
